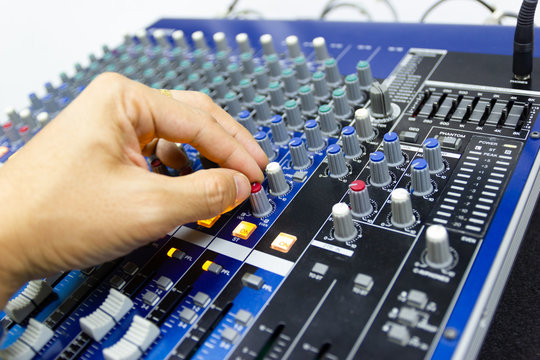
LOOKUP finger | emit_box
[169,90,269,169]
[149,167,251,225]
[155,140,190,170]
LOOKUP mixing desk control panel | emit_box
[0,19,539,360]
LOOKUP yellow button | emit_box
[232,221,257,240]
[202,260,213,271]
[271,232,297,253]
[197,215,220,228]
[0,146,8,158]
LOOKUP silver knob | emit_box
[254,95,272,124]
[390,188,415,228]
[318,104,339,135]
[341,126,363,158]
[425,225,452,268]
[282,68,299,96]
[349,180,372,218]
[383,132,404,166]
[254,66,270,91]
[304,120,325,151]
[332,88,352,119]
[250,183,272,218]
[266,162,289,196]
[239,78,255,103]
[289,137,310,170]
[225,91,242,117]
[332,203,357,242]
[270,115,290,145]
[345,74,365,105]
[422,138,445,174]
[369,82,394,118]
[354,109,375,140]
[269,81,286,110]
[254,131,276,161]
[356,61,374,90]
[369,151,391,187]
[299,85,317,115]
[312,71,330,101]
[284,100,303,130]
[265,54,282,78]
[294,56,311,83]
[327,144,348,178]
[411,159,433,196]
[324,58,342,87]
[241,52,255,75]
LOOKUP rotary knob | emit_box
[369,151,391,187]
[250,183,272,218]
[312,71,330,101]
[410,159,433,196]
[254,131,276,161]
[304,120,325,151]
[332,88,352,119]
[356,61,374,90]
[390,188,415,228]
[354,109,375,140]
[226,91,242,117]
[369,82,398,120]
[260,34,276,56]
[237,110,257,135]
[241,52,255,75]
[285,35,302,58]
[270,115,290,145]
[289,138,310,170]
[341,126,363,159]
[327,144,348,178]
[422,138,445,174]
[299,85,317,115]
[284,100,303,130]
[318,104,339,135]
[266,162,289,196]
[294,56,311,83]
[425,225,452,268]
[254,95,272,124]
[269,81,286,111]
[313,36,330,61]
[349,180,372,217]
[345,74,366,105]
[332,203,357,242]
[324,58,342,87]
[236,33,253,54]
[383,132,404,166]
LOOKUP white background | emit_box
[0,0,535,112]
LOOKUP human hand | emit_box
[0,73,268,306]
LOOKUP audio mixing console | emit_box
[0,19,539,360]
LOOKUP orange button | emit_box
[197,215,220,228]
[0,146,8,158]
[232,221,257,240]
[271,233,297,253]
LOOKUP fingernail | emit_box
[234,173,250,205]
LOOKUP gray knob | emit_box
[327,144,348,178]
[260,34,276,55]
[369,151,391,187]
[254,131,276,161]
[191,30,209,51]
[202,61,217,82]
[345,74,366,105]
[294,56,310,83]
[332,203,357,242]
[18,125,32,144]
[254,95,272,124]
[19,108,37,130]
[192,49,206,69]
[270,115,289,144]
[241,52,255,75]
[286,35,302,58]
[313,37,329,61]
[172,30,188,49]
[187,73,202,90]
[240,78,256,103]
[284,100,303,130]
[423,138,445,174]
[356,61,374,89]
[332,88,351,119]
[425,225,453,268]
[411,159,433,196]
[312,71,330,101]
[282,68,299,96]
[216,51,230,72]
[383,132,404,166]
[304,120,325,151]
[153,29,169,49]
[299,85,317,115]
[225,91,242,116]
[341,126,363,158]
[213,32,229,52]
[213,76,228,99]
[318,104,339,135]
[177,60,193,81]
[390,188,415,228]
[370,82,394,118]
[354,109,375,140]
[254,66,270,91]
[236,33,252,54]
[324,58,342,87]
[289,137,310,169]
[237,110,257,135]
[227,63,242,87]
[265,54,282,78]
[250,183,272,218]
[3,122,19,143]
[266,162,289,196]
[36,112,49,127]
[269,81,286,110]
[349,180,372,217]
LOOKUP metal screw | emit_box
[443,327,459,340]
[531,131,540,139]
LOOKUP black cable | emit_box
[513,0,538,80]
[420,0,496,22]
[225,0,240,17]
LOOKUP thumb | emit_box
[153,168,251,225]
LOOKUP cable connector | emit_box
[513,0,538,80]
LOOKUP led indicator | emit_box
[0,146,8,158]
[271,232,297,253]
[202,260,213,271]
[232,221,257,240]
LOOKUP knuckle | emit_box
[201,174,234,215]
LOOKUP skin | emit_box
[0,73,268,309]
